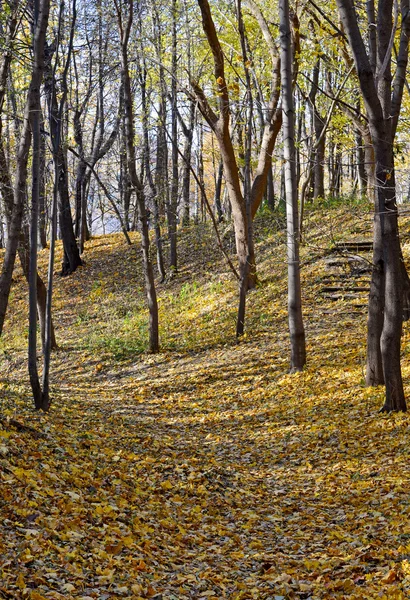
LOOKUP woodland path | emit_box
[1,328,409,599]
[1,213,410,599]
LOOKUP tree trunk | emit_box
[336,0,409,411]
[280,0,306,371]
[355,127,367,197]
[28,0,51,410]
[0,0,50,338]
[44,43,82,276]
[181,100,195,227]
[168,0,179,273]
[266,166,275,210]
[214,158,224,221]
[39,109,47,248]
[138,45,166,282]
[28,49,44,410]
[115,0,159,353]
[0,140,56,349]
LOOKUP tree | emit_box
[0,0,56,350]
[0,0,50,340]
[44,11,83,277]
[193,0,283,292]
[115,0,159,354]
[279,0,306,371]
[335,0,410,411]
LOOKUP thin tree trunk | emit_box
[214,158,224,221]
[28,0,51,410]
[39,108,47,248]
[266,166,275,210]
[0,140,56,349]
[0,0,50,338]
[280,0,306,371]
[44,40,82,276]
[137,43,166,282]
[169,0,179,273]
[237,0,256,295]
[181,100,195,227]
[28,49,44,409]
[115,0,159,353]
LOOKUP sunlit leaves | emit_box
[1,205,410,597]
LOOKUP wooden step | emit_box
[324,256,372,273]
[323,292,365,301]
[321,286,369,293]
[334,240,373,252]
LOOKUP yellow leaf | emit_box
[16,573,25,590]
[105,541,123,555]
[160,480,173,490]
[122,535,134,548]
[30,592,48,600]
[131,584,143,594]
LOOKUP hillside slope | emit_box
[1,202,410,599]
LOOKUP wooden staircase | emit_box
[319,240,373,305]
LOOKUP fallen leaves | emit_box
[0,207,410,598]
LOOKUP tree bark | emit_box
[115,0,159,353]
[194,0,253,287]
[137,42,166,282]
[280,0,306,371]
[336,0,409,411]
[169,0,179,273]
[0,0,50,338]
[44,41,82,276]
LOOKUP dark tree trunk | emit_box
[28,0,52,411]
[181,100,195,227]
[44,44,82,276]
[0,0,50,338]
[336,0,409,411]
[39,109,47,248]
[137,40,166,282]
[355,127,367,196]
[266,165,275,210]
[214,158,224,221]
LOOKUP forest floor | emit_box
[1,200,410,600]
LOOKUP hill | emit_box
[0,202,410,599]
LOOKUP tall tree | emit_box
[336,0,410,411]
[0,0,50,337]
[0,0,56,349]
[279,0,306,371]
[115,0,159,353]
[169,0,179,273]
[44,28,82,276]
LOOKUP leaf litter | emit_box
[0,205,410,599]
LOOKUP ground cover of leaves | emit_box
[0,203,410,599]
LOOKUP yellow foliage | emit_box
[1,207,410,598]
